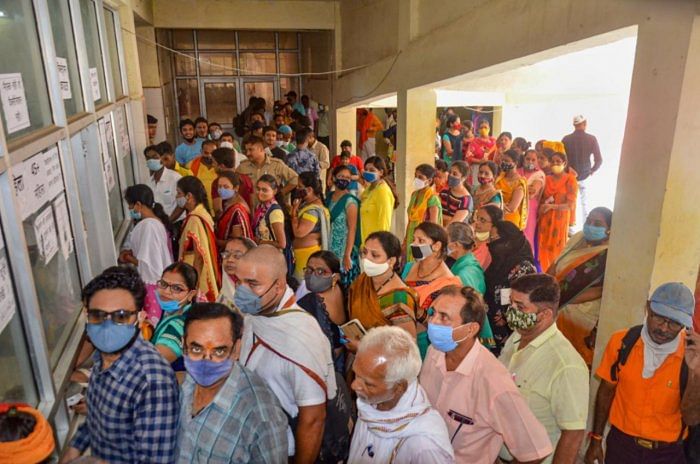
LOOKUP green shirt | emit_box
[451,253,486,294]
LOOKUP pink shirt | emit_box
[420,343,553,463]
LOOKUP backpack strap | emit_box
[610,324,643,382]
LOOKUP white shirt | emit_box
[124,218,172,284]
[146,168,181,216]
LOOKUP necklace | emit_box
[373,271,395,294]
[417,259,442,279]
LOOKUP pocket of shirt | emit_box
[653,377,682,415]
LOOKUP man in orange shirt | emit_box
[585,282,700,464]
[360,109,384,160]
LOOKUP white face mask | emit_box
[361,258,390,277]
[413,178,427,190]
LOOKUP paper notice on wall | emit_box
[104,113,114,145]
[0,73,30,134]
[104,157,116,191]
[98,119,109,163]
[42,147,64,201]
[53,195,73,260]
[56,57,72,100]
[115,107,130,158]
[90,67,100,101]
[0,256,16,334]
[33,207,59,264]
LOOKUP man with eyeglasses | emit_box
[176,302,288,462]
[61,267,179,464]
[585,282,700,464]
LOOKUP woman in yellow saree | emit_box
[553,207,612,368]
[404,163,442,262]
[495,150,528,230]
[176,176,220,302]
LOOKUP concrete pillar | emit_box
[394,88,437,235]
[593,14,700,370]
[335,106,356,159]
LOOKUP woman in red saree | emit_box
[214,171,252,249]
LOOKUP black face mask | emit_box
[292,188,308,201]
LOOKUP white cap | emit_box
[573,114,586,125]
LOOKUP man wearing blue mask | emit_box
[61,267,179,464]
[144,144,184,223]
[235,245,337,463]
[177,302,288,462]
[419,285,553,463]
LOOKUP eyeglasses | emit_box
[157,279,188,294]
[86,308,138,325]
[185,344,234,361]
[304,266,332,277]
[649,311,684,332]
[221,251,244,261]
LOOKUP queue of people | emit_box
[1,104,697,464]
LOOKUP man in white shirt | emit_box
[143,146,183,222]
[349,326,455,463]
[235,246,336,463]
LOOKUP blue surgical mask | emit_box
[583,224,608,242]
[218,187,236,200]
[86,320,137,354]
[184,357,234,387]
[155,291,188,313]
[362,171,378,183]
[129,209,142,221]
[233,280,278,315]
[146,159,162,172]
[427,323,467,352]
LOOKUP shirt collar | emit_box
[432,340,483,377]
[93,336,143,382]
[512,323,559,350]
[211,362,244,411]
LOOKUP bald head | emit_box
[239,245,287,280]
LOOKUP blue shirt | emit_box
[286,147,320,175]
[177,362,289,463]
[175,138,205,166]
[71,336,180,463]
[347,164,359,191]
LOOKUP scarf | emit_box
[253,200,274,230]
[485,221,534,286]
[241,287,337,398]
[641,320,681,379]
[350,381,454,463]
[0,405,55,463]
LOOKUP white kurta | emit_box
[127,218,172,284]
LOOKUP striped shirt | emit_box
[177,363,289,463]
[70,336,180,463]
[439,190,472,219]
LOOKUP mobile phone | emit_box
[66,392,84,407]
[340,319,367,341]
[688,329,695,346]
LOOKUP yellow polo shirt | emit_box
[499,323,589,463]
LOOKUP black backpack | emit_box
[610,325,699,461]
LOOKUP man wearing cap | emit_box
[561,115,602,225]
[277,124,296,153]
[585,282,700,464]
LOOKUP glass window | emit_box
[198,53,236,76]
[0,226,38,404]
[243,81,274,114]
[49,0,84,118]
[279,52,299,75]
[0,0,53,141]
[176,79,200,120]
[203,82,237,126]
[114,106,134,186]
[239,53,276,75]
[174,53,197,76]
[172,29,194,49]
[278,32,298,50]
[79,0,108,105]
[15,148,83,369]
[197,30,236,49]
[97,115,124,235]
[280,77,299,98]
[102,8,124,98]
[238,31,275,49]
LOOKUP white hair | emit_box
[357,326,422,385]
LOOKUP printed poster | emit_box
[53,195,73,260]
[56,57,72,100]
[12,148,65,220]
[89,67,100,101]
[0,73,30,134]
[0,256,16,334]
[33,207,59,264]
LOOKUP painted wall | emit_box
[301,31,333,107]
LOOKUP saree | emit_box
[215,201,253,243]
[472,185,503,210]
[327,193,361,287]
[495,174,528,230]
[523,169,546,256]
[553,232,608,367]
[405,187,442,262]
[348,273,418,330]
[179,204,220,301]
[293,203,330,280]
[537,172,578,272]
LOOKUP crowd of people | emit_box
[1,97,700,464]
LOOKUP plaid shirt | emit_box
[286,148,320,175]
[71,336,180,463]
[177,362,288,463]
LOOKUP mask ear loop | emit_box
[453,322,478,344]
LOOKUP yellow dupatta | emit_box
[495,174,528,230]
[179,204,220,301]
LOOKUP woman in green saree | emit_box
[326,165,361,287]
